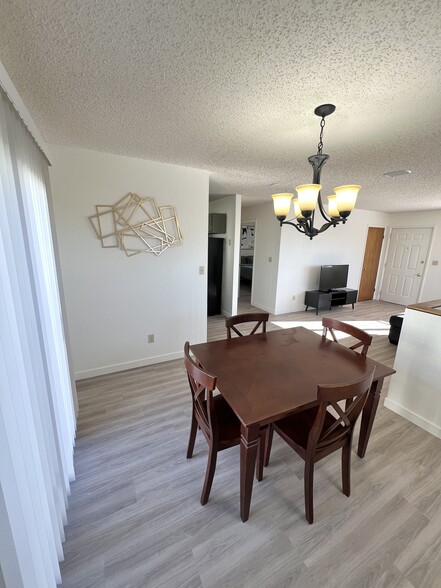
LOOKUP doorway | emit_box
[239,221,255,304]
[358,227,385,301]
[380,227,432,305]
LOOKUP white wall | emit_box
[242,204,389,314]
[275,208,390,314]
[385,308,441,439]
[209,195,241,316]
[242,203,282,313]
[385,210,441,301]
[49,146,209,379]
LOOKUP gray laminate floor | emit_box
[60,300,441,588]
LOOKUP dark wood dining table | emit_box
[191,326,395,522]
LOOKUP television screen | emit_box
[319,265,349,291]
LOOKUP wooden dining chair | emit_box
[322,317,372,357]
[185,342,265,505]
[225,312,269,339]
[264,369,374,523]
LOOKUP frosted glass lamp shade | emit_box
[334,185,360,218]
[292,199,304,219]
[327,195,340,219]
[295,184,321,218]
[272,193,293,221]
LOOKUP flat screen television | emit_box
[319,264,349,292]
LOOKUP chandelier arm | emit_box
[317,220,341,234]
[309,210,315,235]
[317,191,333,223]
[281,220,307,234]
[296,215,318,240]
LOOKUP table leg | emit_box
[358,378,384,458]
[240,423,260,522]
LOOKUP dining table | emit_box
[190,326,395,522]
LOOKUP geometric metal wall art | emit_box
[89,192,183,256]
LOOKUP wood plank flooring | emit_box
[60,299,441,588]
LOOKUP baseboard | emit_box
[75,350,184,380]
[384,398,441,440]
[274,303,304,315]
[250,300,275,314]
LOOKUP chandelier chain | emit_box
[317,117,326,155]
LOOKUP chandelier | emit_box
[272,104,360,240]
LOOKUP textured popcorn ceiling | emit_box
[0,0,440,211]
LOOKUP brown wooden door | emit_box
[358,227,385,301]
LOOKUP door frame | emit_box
[378,225,435,304]
[239,219,257,304]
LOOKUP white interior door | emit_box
[381,227,432,305]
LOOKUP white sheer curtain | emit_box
[0,87,76,586]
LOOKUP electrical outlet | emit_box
[148,334,154,343]
[292,295,296,300]
[268,256,272,262]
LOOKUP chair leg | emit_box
[342,443,351,497]
[263,423,274,467]
[304,460,315,524]
[186,411,198,459]
[256,426,266,482]
[200,444,217,505]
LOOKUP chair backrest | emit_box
[322,317,372,357]
[225,312,269,339]
[184,342,217,441]
[308,369,375,453]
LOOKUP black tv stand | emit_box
[304,288,358,315]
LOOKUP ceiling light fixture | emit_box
[272,104,360,240]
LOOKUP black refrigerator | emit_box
[207,237,223,316]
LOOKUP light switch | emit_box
[268,256,272,262]
[199,266,205,275]
[432,260,439,266]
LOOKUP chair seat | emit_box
[275,407,345,452]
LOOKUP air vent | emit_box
[384,170,411,177]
